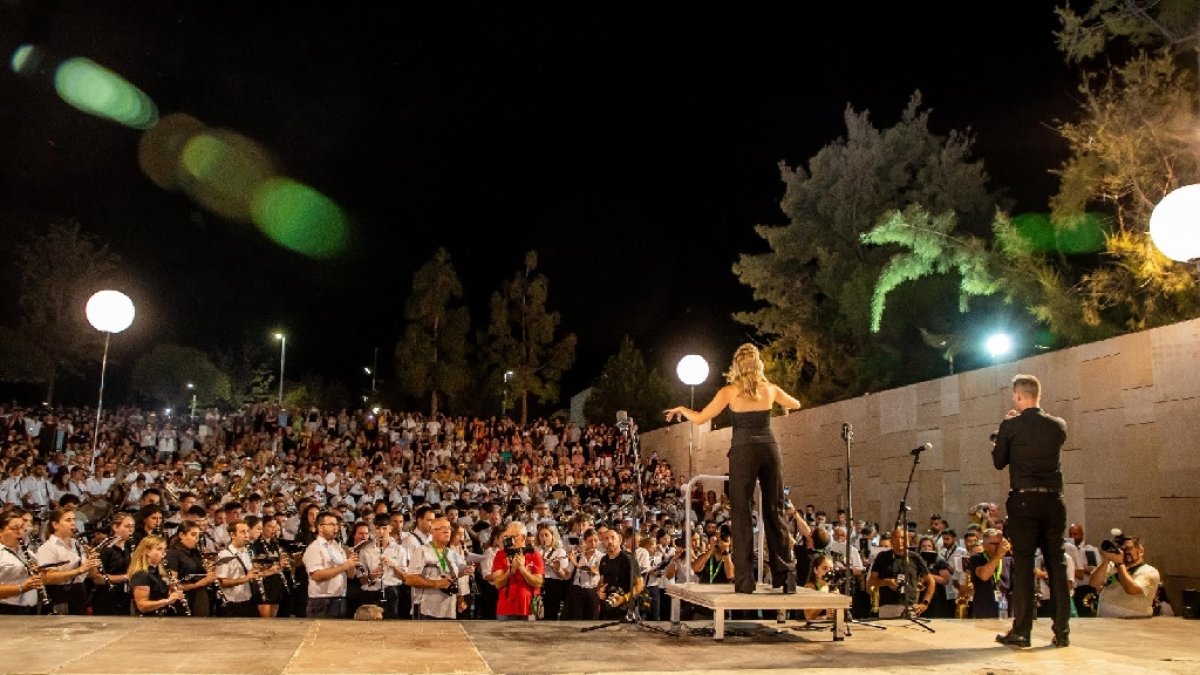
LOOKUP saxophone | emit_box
[956,558,973,619]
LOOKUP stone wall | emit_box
[642,318,1200,608]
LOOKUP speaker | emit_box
[1182,588,1198,620]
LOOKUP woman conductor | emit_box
[665,343,800,594]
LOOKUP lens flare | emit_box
[10,44,39,74]
[251,178,349,258]
[137,112,207,191]
[1011,213,1107,255]
[53,57,158,129]
[178,130,278,222]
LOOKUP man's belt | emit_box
[1014,486,1059,494]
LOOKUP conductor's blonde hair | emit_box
[725,343,768,399]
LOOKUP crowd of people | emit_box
[0,402,1165,623]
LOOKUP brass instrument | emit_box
[956,556,973,619]
[164,569,191,616]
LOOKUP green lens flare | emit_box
[251,178,349,258]
[53,57,158,129]
[1011,212,1107,254]
[178,130,278,222]
[10,45,37,74]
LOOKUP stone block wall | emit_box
[641,318,1200,609]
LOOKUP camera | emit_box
[823,567,849,588]
[718,524,731,542]
[502,536,534,558]
[1101,529,1128,555]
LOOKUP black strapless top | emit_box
[730,409,775,447]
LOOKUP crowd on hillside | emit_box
[0,403,1164,622]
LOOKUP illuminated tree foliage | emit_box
[733,94,995,401]
[130,344,231,408]
[483,251,577,424]
[1052,1,1200,330]
[394,247,471,417]
[584,336,671,430]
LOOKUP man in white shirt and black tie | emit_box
[303,511,359,619]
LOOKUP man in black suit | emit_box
[992,373,1070,648]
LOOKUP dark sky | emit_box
[0,3,1077,410]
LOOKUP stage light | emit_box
[676,354,709,387]
[1150,184,1200,263]
[85,290,136,474]
[985,333,1013,359]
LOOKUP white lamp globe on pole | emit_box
[1149,184,1200,266]
[86,290,135,474]
[274,333,287,406]
[675,354,709,479]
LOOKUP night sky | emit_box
[0,3,1077,410]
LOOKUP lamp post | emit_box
[1150,184,1200,271]
[501,370,514,418]
[86,290,135,475]
[675,354,709,479]
[187,382,197,420]
[364,346,378,401]
[274,332,286,406]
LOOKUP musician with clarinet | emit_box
[357,514,407,619]
[302,511,359,619]
[0,513,44,615]
[89,514,135,616]
[165,521,217,616]
[36,508,98,615]
[215,520,262,617]
[128,535,186,616]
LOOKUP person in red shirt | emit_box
[492,522,544,620]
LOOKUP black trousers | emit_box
[728,442,794,592]
[541,578,569,621]
[1005,490,1070,638]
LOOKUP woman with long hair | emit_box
[802,553,839,620]
[89,514,135,615]
[665,343,801,594]
[128,535,185,616]
[164,521,217,616]
[535,523,570,621]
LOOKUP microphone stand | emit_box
[887,445,934,633]
[841,423,885,632]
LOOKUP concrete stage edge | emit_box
[1,615,1197,674]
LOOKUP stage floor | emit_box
[1,615,1196,674]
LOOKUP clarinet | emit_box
[16,542,55,614]
[274,540,294,592]
[164,569,191,616]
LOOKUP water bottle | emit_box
[998,595,1009,619]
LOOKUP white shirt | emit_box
[571,549,603,588]
[0,545,38,606]
[19,476,50,507]
[36,535,85,586]
[216,545,255,603]
[405,542,458,618]
[540,546,570,581]
[303,538,349,599]
[358,538,407,590]
[1097,562,1160,618]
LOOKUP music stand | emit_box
[885,445,934,633]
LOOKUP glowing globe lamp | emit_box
[1149,184,1200,263]
[86,290,135,334]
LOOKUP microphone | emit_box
[910,443,932,456]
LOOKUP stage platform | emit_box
[666,582,852,640]
[1,615,1196,674]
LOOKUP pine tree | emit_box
[394,248,471,416]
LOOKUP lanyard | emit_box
[432,544,450,574]
[707,556,721,583]
[986,553,1003,584]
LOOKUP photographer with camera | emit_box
[692,524,735,585]
[403,517,473,620]
[1090,535,1159,618]
[992,373,1071,648]
[492,522,543,620]
[867,526,934,619]
[596,529,642,620]
[803,553,843,621]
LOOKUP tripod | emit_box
[579,591,675,636]
[840,422,886,632]
[884,445,935,633]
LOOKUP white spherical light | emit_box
[1149,184,1200,263]
[86,290,135,334]
[676,354,709,386]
